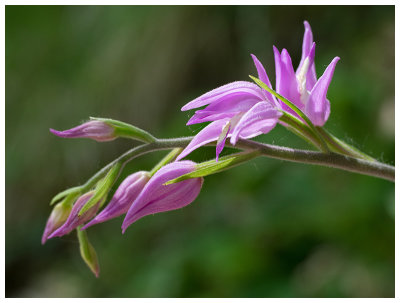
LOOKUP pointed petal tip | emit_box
[175,154,184,161]
[181,104,190,111]
[47,231,59,239]
[81,217,103,230]
[79,223,90,231]
[281,48,289,56]
[41,235,47,245]
[326,57,340,71]
[304,20,311,29]
[49,128,62,136]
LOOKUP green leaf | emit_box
[50,186,82,205]
[90,117,156,143]
[77,227,100,278]
[78,162,122,216]
[165,150,260,184]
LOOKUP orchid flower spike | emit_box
[273,21,340,126]
[122,161,203,233]
[179,76,282,161]
[47,192,102,239]
[82,171,150,230]
[50,120,116,142]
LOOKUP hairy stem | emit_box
[316,127,376,162]
[234,140,394,182]
[79,137,394,189]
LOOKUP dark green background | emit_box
[6,6,394,297]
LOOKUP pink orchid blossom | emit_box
[50,120,116,142]
[82,171,150,230]
[122,161,203,233]
[41,201,73,244]
[47,192,102,239]
[178,78,282,161]
[273,21,340,126]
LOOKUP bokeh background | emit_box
[6,5,394,298]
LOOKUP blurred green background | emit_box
[6,5,394,298]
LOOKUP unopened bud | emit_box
[42,200,73,244]
[50,120,116,142]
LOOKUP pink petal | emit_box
[122,161,203,231]
[186,97,260,125]
[215,121,231,161]
[181,82,264,111]
[296,21,317,90]
[48,192,100,238]
[250,54,279,107]
[176,119,230,161]
[187,111,238,125]
[50,121,115,142]
[306,57,340,126]
[305,42,317,91]
[230,102,282,145]
[81,171,150,230]
[274,46,302,117]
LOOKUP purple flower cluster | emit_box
[177,21,339,160]
[43,161,203,241]
[44,21,339,245]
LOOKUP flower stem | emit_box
[233,139,394,182]
[76,137,394,190]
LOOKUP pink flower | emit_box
[41,201,73,244]
[50,120,116,142]
[47,192,102,239]
[122,161,203,233]
[82,171,150,230]
[273,21,340,126]
[178,80,282,161]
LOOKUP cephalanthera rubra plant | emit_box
[43,21,394,277]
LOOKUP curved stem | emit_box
[79,137,394,189]
[233,140,394,182]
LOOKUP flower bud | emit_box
[50,120,116,142]
[82,171,150,230]
[48,191,102,239]
[122,161,203,233]
[41,200,73,244]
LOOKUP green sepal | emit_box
[78,162,122,216]
[90,117,156,143]
[165,150,260,185]
[50,186,82,206]
[77,227,100,278]
[316,127,376,161]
